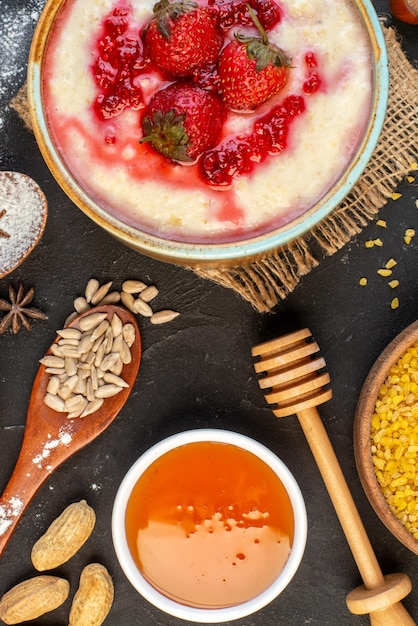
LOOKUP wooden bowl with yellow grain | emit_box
[354,319,418,554]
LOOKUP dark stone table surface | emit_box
[0,1,417,624]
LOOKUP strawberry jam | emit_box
[92,7,150,119]
[200,95,305,188]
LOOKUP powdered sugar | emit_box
[32,427,73,469]
[0,171,47,278]
[0,1,45,129]
[0,496,23,537]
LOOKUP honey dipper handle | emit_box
[297,406,416,625]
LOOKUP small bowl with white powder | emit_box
[0,171,48,278]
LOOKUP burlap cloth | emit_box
[11,26,418,313]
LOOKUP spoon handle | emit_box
[0,448,49,559]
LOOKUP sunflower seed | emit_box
[78,333,94,354]
[91,319,110,342]
[40,355,65,368]
[57,385,74,401]
[122,279,147,294]
[110,357,123,376]
[65,357,78,377]
[44,393,65,412]
[75,376,87,395]
[122,323,135,347]
[104,326,113,353]
[90,364,99,390]
[95,384,123,399]
[57,328,82,340]
[85,278,100,303]
[94,342,106,368]
[103,372,129,388]
[91,281,113,305]
[74,296,89,314]
[100,291,121,305]
[58,338,80,347]
[79,312,108,332]
[120,291,136,313]
[86,378,95,402]
[45,367,67,375]
[150,310,180,324]
[100,352,120,372]
[120,340,132,365]
[59,345,81,359]
[50,344,64,357]
[64,311,79,327]
[47,376,61,395]
[140,285,159,302]
[63,374,79,391]
[65,395,87,413]
[80,398,104,417]
[134,297,153,317]
[111,313,123,337]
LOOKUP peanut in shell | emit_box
[69,563,114,626]
[31,499,96,571]
[0,575,69,624]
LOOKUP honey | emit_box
[125,441,294,608]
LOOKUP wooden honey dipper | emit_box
[252,328,416,626]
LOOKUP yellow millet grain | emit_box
[385,258,397,270]
[405,228,415,245]
[377,268,392,277]
[371,342,418,539]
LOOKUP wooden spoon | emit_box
[354,319,418,555]
[252,328,415,626]
[0,304,141,559]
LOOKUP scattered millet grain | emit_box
[365,238,383,248]
[404,228,415,245]
[376,219,387,228]
[391,297,400,310]
[371,342,418,539]
[359,277,367,286]
[377,268,392,277]
[391,192,402,201]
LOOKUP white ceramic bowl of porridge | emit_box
[28,0,388,267]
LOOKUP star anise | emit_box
[0,284,48,335]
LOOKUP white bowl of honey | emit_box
[112,429,307,622]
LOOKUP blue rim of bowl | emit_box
[27,0,389,266]
[111,429,307,622]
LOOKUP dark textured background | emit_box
[0,1,418,624]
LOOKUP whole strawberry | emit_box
[141,83,226,161]
[144,0,223,77]
[219,8,291,111]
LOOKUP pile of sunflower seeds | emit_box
[41,310,135,418]
[64,278,179,327]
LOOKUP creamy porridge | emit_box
[41,0,373,243]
